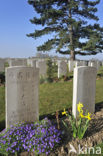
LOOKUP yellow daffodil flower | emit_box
[77,102,83,113]
[79,112,85,118]
[77,102,91,120]
[80,112,91,120]
[62,108,68,116]
[85,113,91,120]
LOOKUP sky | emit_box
[0,0,103,60]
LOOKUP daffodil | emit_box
[77,102,83,113]
[79,112,85,118]
[62,108,68,116]
[80,112,91,120]
[85,112,91,120]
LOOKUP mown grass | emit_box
[39,80,73,116]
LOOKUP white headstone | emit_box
[75,61,83,67]
[6,66,39,128]
[88,61,92,66]
[9,59,27,67]
[68,60,75,72]
[58,61,67,78]
[90,61,97,69]
[97,61,100,71]
[82,61,88,66]
[31,60,36,68]
[72,66,97,118]
[36,61,47,77]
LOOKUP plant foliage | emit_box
[27,0,103,60]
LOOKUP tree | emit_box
[27,0,103,60]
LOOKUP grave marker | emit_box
[72,66,97,118]
[6,66,39,128]
[58,61,67,78]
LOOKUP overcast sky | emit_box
[0,0,103,60]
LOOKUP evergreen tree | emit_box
[27,0,103,60]
[46,59,53,82]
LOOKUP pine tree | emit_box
[27,0,103,60]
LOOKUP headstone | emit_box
[27,59,36,68]
[36,60,47,77]
[9,59,27,67]
[97,61,100,71]
[75,61,83,67]
[58,61,67,78]
[0,59,5,72]
[88,61,92,66]
[72,66,97,118]
[82,61,88,66]
[31,60,36,68]
[27,59,32,66]
[68,60,75,72]
[90,61,97,69]
[5,66,39,128]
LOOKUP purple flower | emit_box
[0,118,61,155]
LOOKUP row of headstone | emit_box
[8,59,27,66]
[68,60,102,72]
[5,65,97,128]
[0,57,103,75]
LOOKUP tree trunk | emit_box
[68,0,75,60]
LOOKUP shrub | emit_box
[0,72,5,84]
[40,76,46,84]
[53,62,58,73]
[46,59,54,83]
[0,118,61,155]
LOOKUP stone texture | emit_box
[88,61,92,66]
[97,61,100,71]
[27,59,36,68]
[75,61,83,67]
[82,61,88,66]
[72,66,97,118]
[68,60,75,72]
[90,61,97,69]
[5,66,39,128]
[9,59,27,66]
[30,60,36,68]
[36,60,47,77]
[58,61,67,78]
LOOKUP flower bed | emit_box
[0,118,61,155]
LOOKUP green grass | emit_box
[39,81,73,116]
